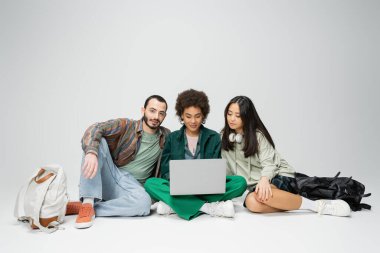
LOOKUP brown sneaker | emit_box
[75,203,95,229]
[66,201,82,215]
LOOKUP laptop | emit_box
[169,159,227,195]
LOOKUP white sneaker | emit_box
[316,199,351,217]
[205,200,235,218]
[156,201,175,215]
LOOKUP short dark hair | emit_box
[175,89,210,121]
[144,95,168,111]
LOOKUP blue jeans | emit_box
[79,138,151,217]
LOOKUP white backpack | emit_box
[14,164,69,233]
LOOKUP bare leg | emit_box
[245,184,302,213]
[256,184,302,211]
[245,192,284,213]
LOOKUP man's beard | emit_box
[143,114,161,130]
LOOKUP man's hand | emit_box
[255,176,272,202]
[82,153,98,179]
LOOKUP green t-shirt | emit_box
[119,131,160,184]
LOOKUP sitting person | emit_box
[145,89,247,220]
[221,96,351,217]
[70,95,170,229]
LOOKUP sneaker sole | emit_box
[75,216,95,229]
[157,208,175,215]
[333,208,351,217]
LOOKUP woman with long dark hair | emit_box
[221,96,351,216]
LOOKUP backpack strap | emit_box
[359,203,371,210]
[31,169,58,232]
[358,193,372,211]
[34,169,55,184]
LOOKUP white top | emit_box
[221,131,295,190]
[186,134,199,156]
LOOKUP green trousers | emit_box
[144,175,247,220]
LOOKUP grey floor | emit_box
[1,187,378,253]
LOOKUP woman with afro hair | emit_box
[145,89,247,220]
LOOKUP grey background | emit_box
[0,0,380,253]
[1,0,378,197]
[0,1,379,252]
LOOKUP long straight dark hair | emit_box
[222,96,275,157]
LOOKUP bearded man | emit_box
[69,95,170,229]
